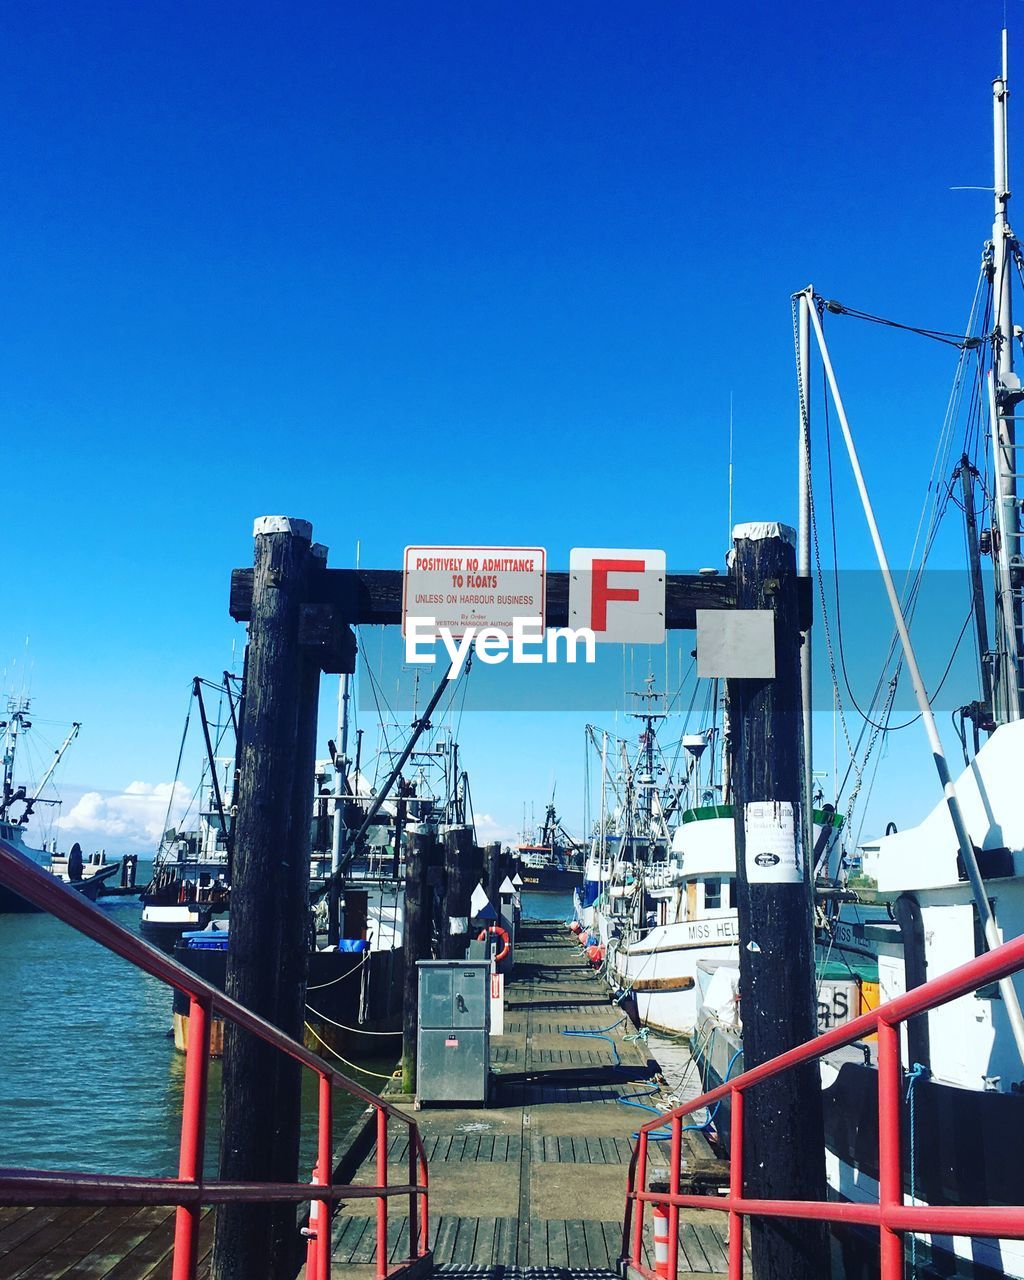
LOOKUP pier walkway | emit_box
[0,922,735,1280]
[330,920,739,1279]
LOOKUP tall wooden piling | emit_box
[401,822,434,1092]
[441,824,473,959]
[726,523,829,1280]
[213,517,320,1280]
[486,840,502,911]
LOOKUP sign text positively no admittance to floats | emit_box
[402,546,546,639]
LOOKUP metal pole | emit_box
[876,1019,903,1278]
[376,1108,388,1280]
[991,35,1022,722]
[331,673,351,878]
[804,291,1024,1062]
[172,995,211,1280]
[325,663,453,885]
[959,455,994,719]
[727,1089,744,1280]
[797,291,815,862]
[313,1074,333,1280]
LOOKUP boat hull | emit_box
[140,905,218,952]
[694,1025,1024,1279]
[0,865,118,914]
[516,865,583,892]
[170,941,405,1058]
[605,918,740,1035]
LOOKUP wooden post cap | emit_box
[252,515,313,539]
[731,521,796,546]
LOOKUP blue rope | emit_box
[905,1062,929,1277]
[620,1047,745,1141]
[560,1018,626,1066]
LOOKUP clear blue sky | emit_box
[1,0,1012,852]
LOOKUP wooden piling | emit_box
[401,823,434,1092]
[486,840,501,912]
[441,824,473,960]
[213,517,320,1280]
[726,522,829,1280]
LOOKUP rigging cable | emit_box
[818,297,989,349]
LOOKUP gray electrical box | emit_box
[416,959,490,1106]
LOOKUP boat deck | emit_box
[330,918,740,1279]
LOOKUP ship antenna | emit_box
[727,391,734,546]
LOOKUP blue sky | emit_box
[1,0,1014,852]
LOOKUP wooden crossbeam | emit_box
[229,568,739,629]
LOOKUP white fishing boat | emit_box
[0,698,121,912]
[692,30,1024,1278]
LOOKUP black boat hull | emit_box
[515,867,583,892]
[170,941,405,1058]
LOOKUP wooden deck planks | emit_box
[328,919,736,1277]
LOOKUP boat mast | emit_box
[797,292,814,859]
[802,287,1024,1065]
[990,28,1024,723]
[599,729,608,877]
[20,721,81,823]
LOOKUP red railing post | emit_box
[376,1106,389,1280]
[877,1018,903,1280]
[417,1132,430,1256]
[728,1088,744,1280]
[408,1124,418,1261]
[172,995,211,1280]
[667,1116,681,1280]
[310,1072,334,1280]
[632,1128,649,1267]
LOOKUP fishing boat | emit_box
[0,699,121,913]
[577,691,845,1034]
[169,662,479,1061]
[139,676,236,950]
[692,31,1024,1278]
[514,798,584,892]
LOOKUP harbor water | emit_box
[0,884,394,1179]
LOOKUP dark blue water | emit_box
[520,889,574,921]
[0,895,391,1179]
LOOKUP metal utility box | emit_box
[416,959,490,1106]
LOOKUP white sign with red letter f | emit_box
[568,548,666,644]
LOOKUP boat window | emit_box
[724,876,735,908]
[704,877,722,910]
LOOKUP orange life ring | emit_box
[477,924,511,963]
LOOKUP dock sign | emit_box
[403,546,546,639]
[568,548,666,644]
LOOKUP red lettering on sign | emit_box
[590,558,646,632]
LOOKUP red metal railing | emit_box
[0,836,430,1280]
[623,929,1024,1280]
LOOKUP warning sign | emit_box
[402,546,546,639]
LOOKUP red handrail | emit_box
[0,836,430,1280]
[623,926,1024,1280]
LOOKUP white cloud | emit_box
[473,812,519,845]
[58,781,191,850]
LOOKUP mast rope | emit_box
[818,297,990,349]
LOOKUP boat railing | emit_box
[0,834,430,1280]
[622,925,1024,1280]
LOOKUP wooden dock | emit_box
[0,1205,213,1279]
[330,919,740,1279]
[0,922,738,1280]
